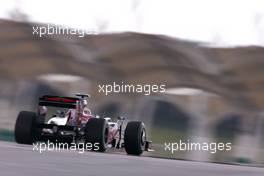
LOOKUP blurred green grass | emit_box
[150,127,188,159]
[149,127,234,162]
[0,129,14,142]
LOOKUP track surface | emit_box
[0,141,263,176]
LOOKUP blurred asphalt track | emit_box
[0,141,263,176]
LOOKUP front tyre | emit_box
[15,111,37,144]
[124,121,146,155]
[85,118,109,152]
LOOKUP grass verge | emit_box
[0,129,14,142]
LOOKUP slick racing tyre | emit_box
[85,118,109,152]
[15,111,37,144]
[124,121,146,155]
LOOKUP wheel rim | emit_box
[141,129,146,147]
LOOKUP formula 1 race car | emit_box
[14,93,152,155]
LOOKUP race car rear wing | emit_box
[39,95,79,108]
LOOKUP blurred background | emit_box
[0,0,264,166]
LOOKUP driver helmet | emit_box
[39,106,47,115]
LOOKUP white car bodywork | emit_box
[47,116,68,126]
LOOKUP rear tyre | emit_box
[15,111,37,144]
[85,118,109,152]
[124,121,146,155]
